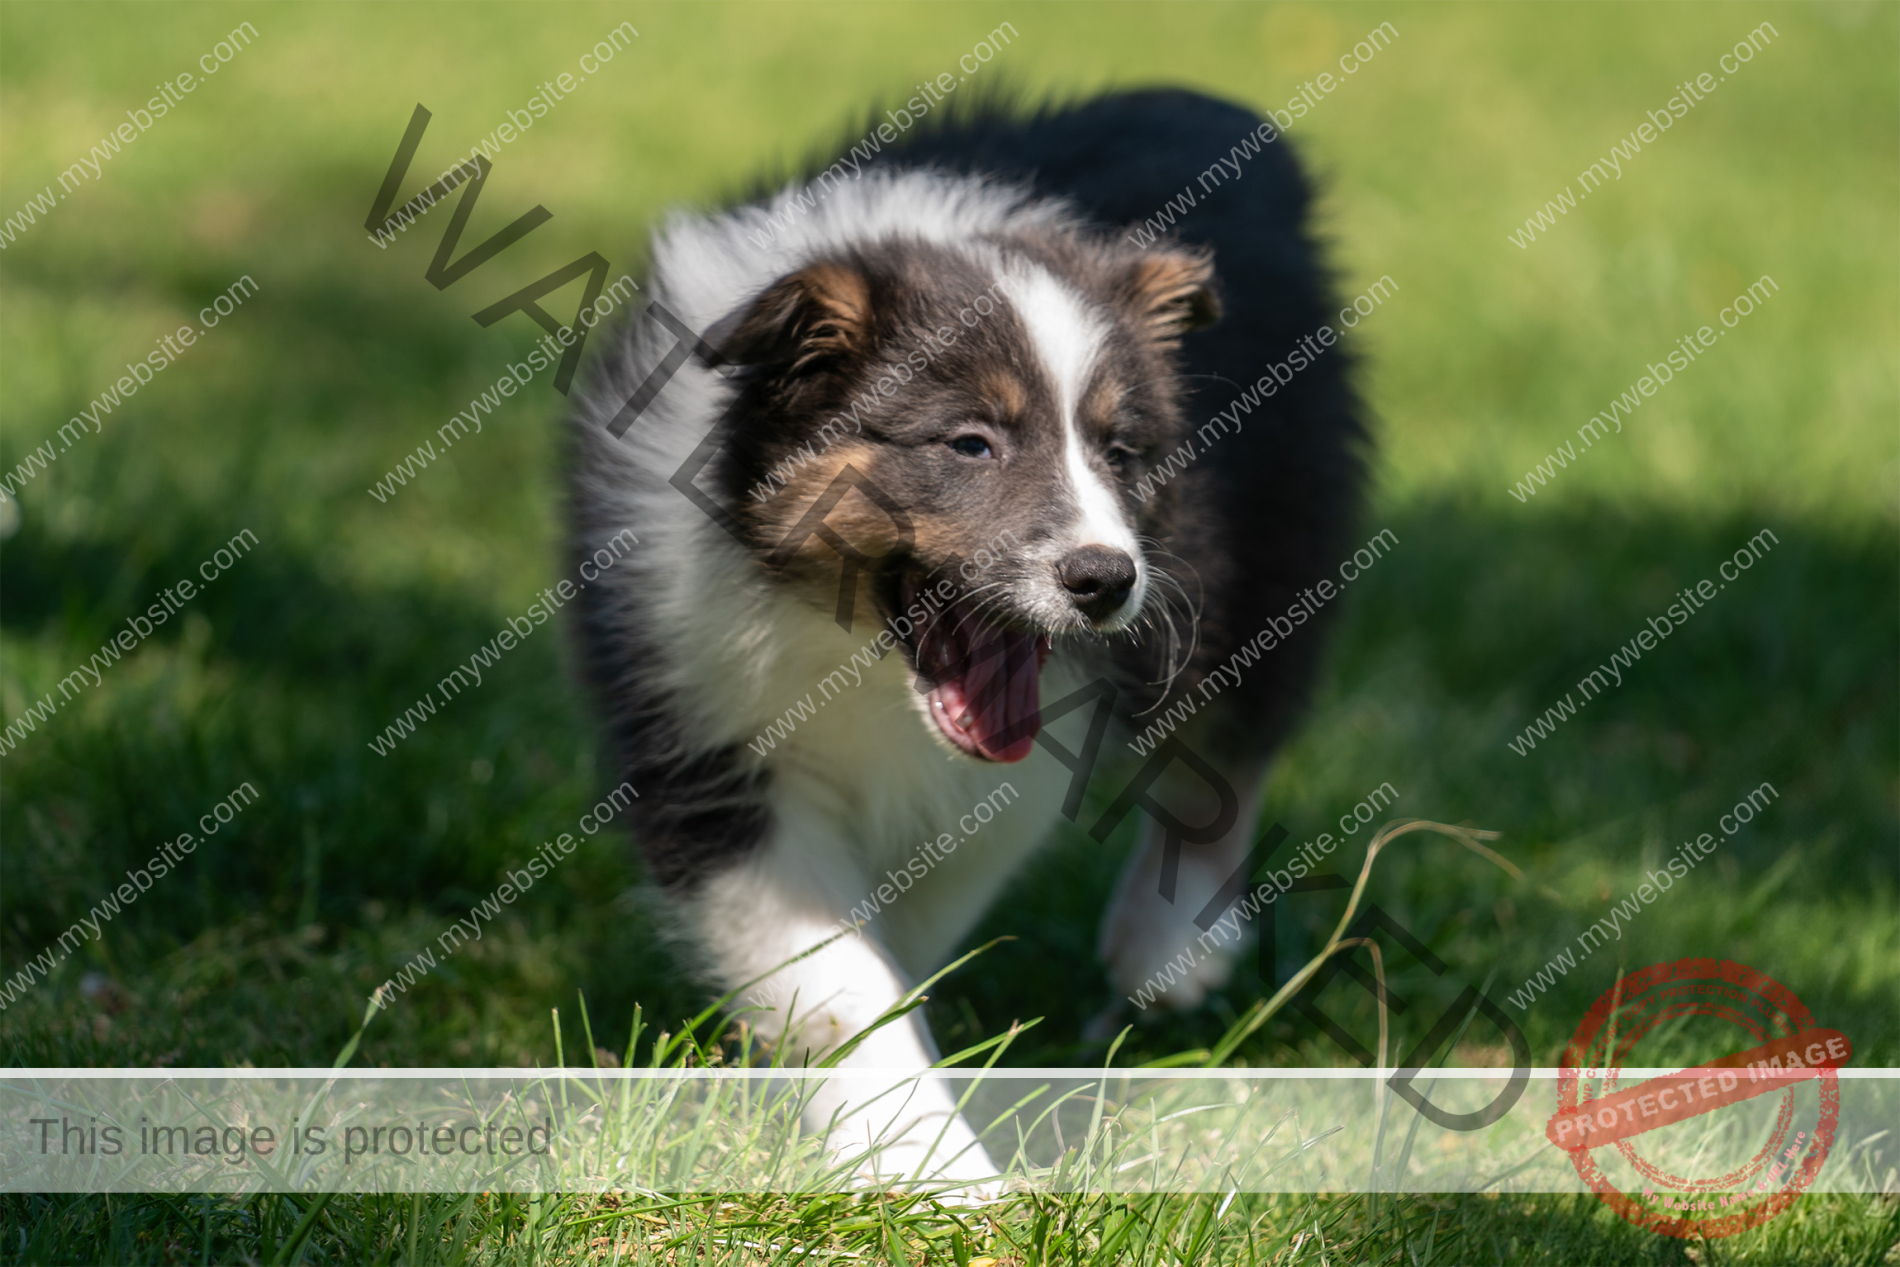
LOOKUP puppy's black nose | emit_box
[1057,546,1138,620]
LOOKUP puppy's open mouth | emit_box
[897,574,1050,764]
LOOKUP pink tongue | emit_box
[930,624,1045,763]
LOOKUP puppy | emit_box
[566,89,1364,1185]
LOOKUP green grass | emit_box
[3,1,1896,1262]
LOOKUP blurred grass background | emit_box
[2,2,1895,1262]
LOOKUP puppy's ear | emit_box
[1121,248,1221,340]
[708,261,872,374]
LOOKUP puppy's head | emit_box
[715,231,1219,762]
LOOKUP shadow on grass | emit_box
[3,494,1895,1071]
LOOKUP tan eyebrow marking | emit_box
[1074,375,1132,440]
[982,373,1027,417]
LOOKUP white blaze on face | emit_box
[998,265,1146,622]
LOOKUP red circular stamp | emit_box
[1545,958,1849,1239]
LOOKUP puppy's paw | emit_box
[834,1124,1002,1199]
[1100,914,1239,1012]
[1098,837,1255,1012]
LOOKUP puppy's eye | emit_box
[947,435,994,460]
[1105,443,1138,469]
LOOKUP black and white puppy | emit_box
[566,89,1364,1182]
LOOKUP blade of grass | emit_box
[263,1191,334,1267]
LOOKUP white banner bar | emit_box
[4,1067,1893,1195]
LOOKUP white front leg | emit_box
[1097,756,1269,1012]
[685,833,1000,1192]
